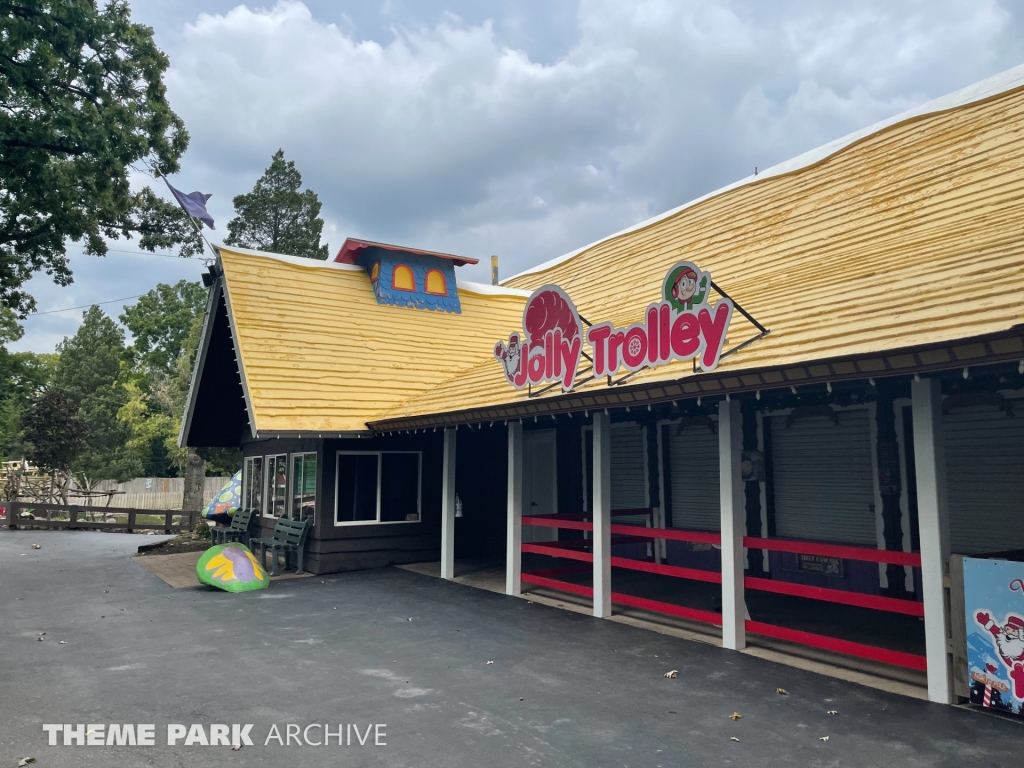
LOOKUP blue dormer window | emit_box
[334,240,476,314]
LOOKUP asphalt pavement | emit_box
[1,530,1020,767]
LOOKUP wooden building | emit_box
[183,64,1024,706]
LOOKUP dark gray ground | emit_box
[1,530,1020,768]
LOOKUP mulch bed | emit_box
[137,531,213,556]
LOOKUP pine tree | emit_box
[224,150,329,259]
[53,306,138,482]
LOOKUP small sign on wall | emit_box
[964,557,1024,716]
[781,553,844,578]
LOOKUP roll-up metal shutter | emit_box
[943,403,1024,555]
[611,423,647,521]
[770,408,877,545]
[668,419,720,531]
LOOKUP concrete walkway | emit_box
[1,530,1020,767]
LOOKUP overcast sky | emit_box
[11,0,1024,352]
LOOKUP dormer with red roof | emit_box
[334,238,478,314]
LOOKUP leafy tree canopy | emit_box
[121,279,208,374]
[52,305,137,481]
[20,387,88,473]
[225,149,329,260]
[0,0,200,316]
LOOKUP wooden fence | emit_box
[1,501,197,533]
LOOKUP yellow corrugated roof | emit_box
[218,247,528,433]
[375,74,1024,423]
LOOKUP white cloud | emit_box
[14,0,1024,349]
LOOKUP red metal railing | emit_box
[609,522,722,625]
[741,536,926,671]
[522,515,927,672]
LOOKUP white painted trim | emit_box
[911,378,953,704]
[719,400,746,650]
[178,279,221,448]
[263,453,288,518]
[214,243,364,271]
[505,64,1024,283]
[592,411,612,618]
[441,428,457,580]
[456,280,531,298]
[218,264,258,439]
[332,450,423,527]
[506,421,523,596]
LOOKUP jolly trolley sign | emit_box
[494,262,740,393]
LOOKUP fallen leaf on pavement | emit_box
[827,710,838,715]
[231,744,242,751]
[58,641,66,645]
[730,737,739,742]
[37,632,45,636]
[819,736,829,742]
[18,758,35,766]
[776,688,788,695]
[31,544,40,549]
[729,712,742,720]
[486,661,494,665]
[663,670,678,679]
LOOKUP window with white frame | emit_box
[335,451,421,525]
[265,454,288,517]
[243,456,264,514]
[291,452,317,523]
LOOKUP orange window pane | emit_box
[425,269,447,295]
[370,262,380,282]
[392,265,415,291]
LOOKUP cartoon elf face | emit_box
[673,270,698,303]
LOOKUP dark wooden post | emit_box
[875,380,908,597]
[741,399,766,576]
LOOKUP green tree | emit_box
[53,305,138,481]
[20,387,89,501]
[225,149,329,260]
[0,0,199,316]
[121,280,208,374]
[0,307,56,460]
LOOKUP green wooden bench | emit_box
[251,518,311,576]
[210,507,255,547]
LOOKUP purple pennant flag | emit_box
[165,181,215,229]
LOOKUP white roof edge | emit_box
[214,243,364,271]
[457,279,531,297]
[505,62,1024,282]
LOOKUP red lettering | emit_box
[659,303,670,362]
[545,332,554,380]
[514,341,530,387]
[607,330,626,375]
[587,324,612,377]
[560,334,582,390]
[528,344,546,384]
[553,330,563,379]
[698,300,733,370]
[670,312,700,359]
[646,307,659,364]
[622,326,647,369]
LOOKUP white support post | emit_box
[441,427,457,580]
[912,378,952,704]
[506,421,523,596]
[592,411,612,618]
[719,399,746,650]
